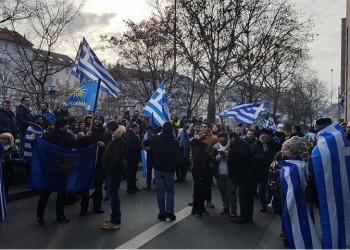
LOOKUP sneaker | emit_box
[36,218,45,226]
[93,208,105,214]
[56,216,70,223]
[105,217,112,223]
[205,201,215,209]
[202,211,210,216]
[142,184,151,190]
[191,211,202,217]
[219,208,229,215]
[158,214,166,221]
[101,221,121,230]
[188,200,194,206]
[166,213,176,221]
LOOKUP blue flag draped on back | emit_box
[220,103,270,126]
[141,133,150,179]
[29,138,97,192]
[71,38,120,97]
[23,123,44,163]
[0,155,6,222]
[64,81,99,112]
[143,81,170,126]
[312,123,350,249]
[280,160,322,249]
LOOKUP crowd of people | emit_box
[0,97,342,246]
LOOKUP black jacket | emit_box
[126,129,142,162]
[101,137,127,177]
[191,138,211,178]
[42,127,79,149]
[150,133,179,172]
[227,138,254,185]
[0,108,19,137]
[16,104,33,132]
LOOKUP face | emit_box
[219,136,228,146]
[201,124,210,134]
[194,124,200,131]
[281,147,292,159]
[2,102,11,112]
[80,122,86,129]
[94,117,103,126]
[260,132,270,141]
[35,116,44,125]
[246,131,255,139]
[126,122,131,129]
[234,127,242,134]
[346,125,350,134]
[40,103,48,112]
[229,136,236,144]
[23,98,30,107]
[0,137,9,146]
[212,125,219,132]
[133,110,140,116]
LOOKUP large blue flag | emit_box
[64,81,99,112]
[29,138,97,192]
[0,156,6,222]
[220,103,270,126]
[71,37,120,97]
[312,122,350,249]
[280,160,322,249]
[143,81,170,126]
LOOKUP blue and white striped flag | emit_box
[72,38,120,97]
[0,157,6,221]
[312,122,350,249]
[143,82,170,126]
[23,122,44,163]
[220,103,270,126]
[263,115,276,131]
[280,160,322,249]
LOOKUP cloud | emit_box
[70,12,118,32]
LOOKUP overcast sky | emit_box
[70,0,346,93]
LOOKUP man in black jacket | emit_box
[151,122,180,221]
[16,96,33,158]
[227,132,255,224]
[0,100,19,139]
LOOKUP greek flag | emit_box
[143,82,170,126]
[23,123,44,163]
[280,160,322,249]
[220,103,270,126]
[263,115,276,131]
[72,38,120,97]
[312,122,350,249]
[0,157,6,221]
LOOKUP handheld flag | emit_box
[263,115,276,131]
[64,81,100,112]
[23,123,44,163]
[312,122,350,248]
[29,138,97,192]
[180,124,190,160]
[220,103,270,126]
[143,81,170,126]
[280,160,322,249]
[72,37,120,97]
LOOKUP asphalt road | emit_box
[0,171,287,249]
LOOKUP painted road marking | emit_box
[116,206,192,249]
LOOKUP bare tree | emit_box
[0,0,33,25]
[1,0,84,108]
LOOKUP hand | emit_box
[97,141,105,147]
[85,131,93,137]
[30,134,36,141]
[77,132,85,138]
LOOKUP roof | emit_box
[34,50,74,66]
[0,28,33,46]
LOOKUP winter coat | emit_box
[125,129,142,162]
[0,108,19,138]
[101,135,127,177]
[251,139,280,183]
[191,138,211,178]
[194,132,219,152]
[15,104,33,132]
[227,138,254,185]
[150,133,179,172]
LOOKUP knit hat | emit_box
[260,128,272,136]
[314,118,332,133]
[54,118,68,130]
[282,136,302,154]
[106,121,118,132]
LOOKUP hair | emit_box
[247,129,255,133]
[292,125,301,133]
[40,101,49,106]
[229,132,239,139]
[2,100,11,105]
[218,132,228,138]
[202,122,212,129]
[21,96,29,102]
[131,123,139,129]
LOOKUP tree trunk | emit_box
[207,85,216,123]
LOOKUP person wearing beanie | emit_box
[150,121,180,221]
[100,125,127,230]
[281,136,302,159]
[252,128,281,213]
[35,117,87,226]
[314,117,332,133]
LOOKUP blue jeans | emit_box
[154,170,175,215]
[107,175,122,224]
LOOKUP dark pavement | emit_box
[0,170,287,249]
